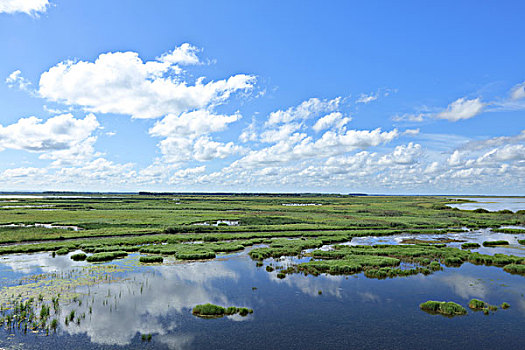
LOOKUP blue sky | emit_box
[0,0,524,194]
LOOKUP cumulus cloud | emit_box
[5,70,33,92]
[0,0,49,15]
[0,113,99,153]
[312,112,351,132]
[150,110,245,163]
[436,97,485,121]
[36,44,255,119]
[266,97,341,125]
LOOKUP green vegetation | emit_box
[419,301,467,316]
[85,251,128,262]
[461,242,480,249]
[469,299,511,314]
[468,299,486,309]
[503,264,525,275]
[482,240,510,247]
[56,247,69,255]
[70,253,87,261]
[192,303,253,318]
[139,255,164,263]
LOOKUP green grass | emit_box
[482,240,510,247]
[419,301,467,316]
[139,255,163,263]
[503,263,525,275]
[192,303,253,318]
[85,251,128,262]
[70,253,87,261]
[461,242,480,249]
[468,299,486,309]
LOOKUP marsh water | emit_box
[0,245,523,350]
[0,196,523,349]
[447,197,525,212]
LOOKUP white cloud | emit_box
[37,44,256,119]
[150,110,245,163]
[149,110,240,138]
[356,93,377,104]
[239,118,258,143]
[0,113,99,153]
[312,112,351,132]
[1,167,46,178]
[436,97,485,121]
[193,136,245,161]
[0,0,49,15]
[392,113,426,122]
[510,82,525,100]
[266,97,341,125]
[5,70,33,92]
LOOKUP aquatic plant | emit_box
[503,263,525,275]
[461,242,480,249]
[501,302,510,309]
[419,301,467,316]
[139,255,164,263]
[482,240,510,247]
[192,303,253,318]
[86,251,128,262]
[468,299,486,309]
[56,248,69,255]
[70,252,87,261]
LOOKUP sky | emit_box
[0,0,524,194]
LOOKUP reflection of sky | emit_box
[58,261,241,346]
[446,197,525,212]
[0,250,88,274]
[437,274,489,299]
[345,228,525,257]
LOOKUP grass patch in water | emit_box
[482,240,510,247]
[468,299,487,309]
[461,242,480,249]
[86,251,128,262]
[192,303,253,318]
[70,253,87,261]
[419,301,467,316]
[503,263,525,275]
[139,255,164,263]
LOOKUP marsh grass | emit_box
[461,242,480,249]
[482,240,510,247]
[139,255,164,263]
[419,301,467,316]
[192,303,253,318]
[70,253,87,261]
[85,251,128,262]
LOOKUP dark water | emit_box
[0,248,523,350]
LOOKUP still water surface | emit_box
[0,247,523,350]
[447,197,525,212]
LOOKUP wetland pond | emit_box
[0,241,523,350]
[447,197,525,212]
